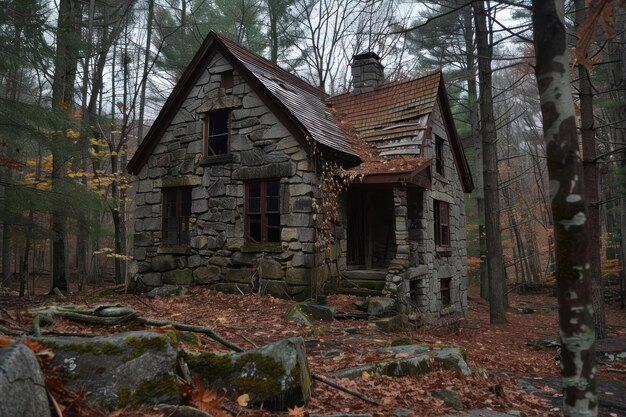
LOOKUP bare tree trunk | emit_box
[51,0,81,292]
[533,1,597,415]
[475,0,506,323]
[575,0,607,339]
[462,4,488,299]
[137,0,154,142]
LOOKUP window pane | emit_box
[208,109,229,155]
[267,196,279,212]
[267,227,280,243]
[248,182,260,198]
[249,214,261,242]
[181,189,192,216]
[267,180,279,197]
[267,213,280,227]
[248,197,261,213]
[180,217,190,244]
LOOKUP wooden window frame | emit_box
[203,109,230,157]
[440,277,452,306]
[434,200,450,247]
[435,136,444,176]
[161,187,192,247]
[244,180,281,244]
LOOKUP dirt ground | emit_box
[1,285,625,417]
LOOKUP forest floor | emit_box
[1,284,626,417]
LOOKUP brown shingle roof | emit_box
[217,34,361,160]
[328,71,441,140]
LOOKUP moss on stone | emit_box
[117,374,179,408]
[124,335,170,359]
[45,340,123,356]
[177,332,200,347]
[182,351,234,381]
[234,353,285,378]
[235,376,282,399]
[390,337,413,347]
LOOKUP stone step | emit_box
[341,270,388,281]
[340,279,386,291]
[330,287,382,297]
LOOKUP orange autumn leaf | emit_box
[288,405,306,417]
[23,339,42,352]
[189,375,229,417]
[0,337,12,346]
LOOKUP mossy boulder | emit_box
[0,343,51,417]
[295,302,336,321]
[37,331,179,408]
[284,304,314,326]
[430,389,463,410]
[183,337,311,410]
[331,352,431,379]
[433,347,471,376]
[367,297,398,318]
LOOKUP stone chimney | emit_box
[351,52,384,94]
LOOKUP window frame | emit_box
[244,180,281,244]
[203,109,231,157]
[440,277,452,306]
[435,136,445,176]
[161,187,192,247]
[434,200,450,247]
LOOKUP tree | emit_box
[574,0,607,339]
[475,0,506,323]
[532,1,597,415]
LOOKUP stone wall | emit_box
[415,101,469,319]
[131,51,319,300]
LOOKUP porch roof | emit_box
[340,156,431,188]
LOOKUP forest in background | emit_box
[0,0,624,323]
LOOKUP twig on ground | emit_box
[133,293,158,311]
[311,373,380,405]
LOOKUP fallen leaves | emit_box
[287,405,306,416]
[236,393,250,407]
[184,376,229,417]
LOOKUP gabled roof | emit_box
[127,32,360,175]
[127,33,473,193]
[329,71,473,192]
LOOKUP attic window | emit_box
[203,109,230,156]
[435,136,444,175]
[220,70,234,89]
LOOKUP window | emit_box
[245,180,280,243]
[434,200,450,246]
[435,136,444,175]
[220,70,234,89]
[440,277,452,306]
[162,188,192,246]
[203,109,230,156]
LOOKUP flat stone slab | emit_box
[331,352,431,379]
[284,304,313,326]
[0,343,51,417]
[184,337,311,410]
[297,302,336,321]
[37,330,179,408]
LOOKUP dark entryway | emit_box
[347,187,396,268]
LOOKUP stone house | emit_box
[127,32,474,320]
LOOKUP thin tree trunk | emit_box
[575,0,607,340]
[462,4,488,299]
[475,0,506,323]
[137,0,154,142]
[533,1,597,415]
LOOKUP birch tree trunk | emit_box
[532,1,597,415]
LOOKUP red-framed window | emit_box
[435,136,444,175]
[434,200,450,246]
[245,180,281,243]
[162,187,192,246]
[203,109,230,156]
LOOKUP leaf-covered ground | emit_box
[2,285,626,416]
